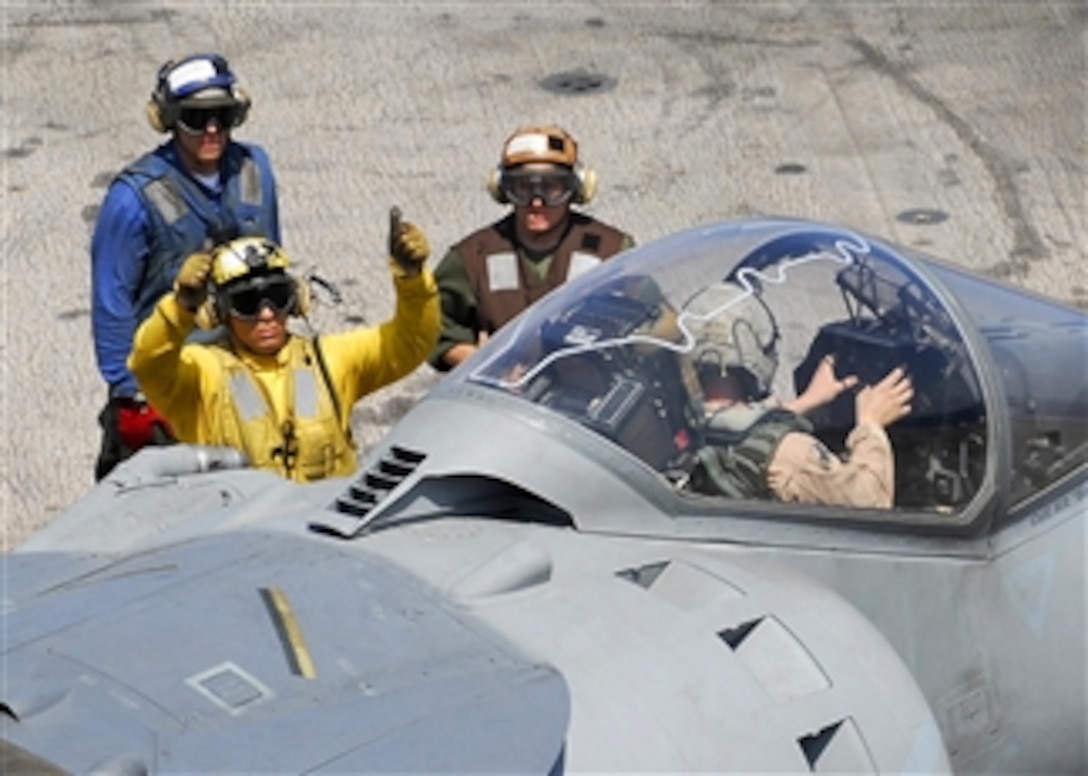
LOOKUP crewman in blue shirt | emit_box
[90,52,280,479]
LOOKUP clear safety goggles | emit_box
[502,169,577,207]
[177,106,240,135]
[224,275,296,319]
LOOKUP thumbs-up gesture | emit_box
[388,206,429,277]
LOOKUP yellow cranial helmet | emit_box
[210,236,290,287]
[195,237,308,328]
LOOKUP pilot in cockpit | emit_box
[684,290,915,508]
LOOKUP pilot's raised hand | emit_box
[175,252,213,312]
[787,354,859,415]
[855,366,913,429]
[388,206,430,277]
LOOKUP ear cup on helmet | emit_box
[194,298,219,328]
[486,167,508,204]
[195,294,221,330]
[231,85,251,128]
[292,275,310,317]
[572,164,597,205]
[146,58,177,133]
[145,97,169,134]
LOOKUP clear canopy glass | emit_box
[458,218,1086,518]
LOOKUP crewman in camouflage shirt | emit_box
[429,125,634,371]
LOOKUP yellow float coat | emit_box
[130,270,439,481]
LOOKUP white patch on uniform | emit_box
[505,133,550,158]
[168,58,218,93]
[486,252,520,291]
[567,251,601,280]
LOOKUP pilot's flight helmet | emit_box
[146,53,251,134]
[686,283,780,402]
[487,124,598,206]
[197,237,309,327]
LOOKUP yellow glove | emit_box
[388,206,429,276]
[174,252,213,312]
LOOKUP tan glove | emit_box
[174,252,213,312]
[388,206,429,276]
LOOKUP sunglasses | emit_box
[177,106,239,134]
[225,276,296,319]
[502,171,576,207]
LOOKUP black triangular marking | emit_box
[615,560,670,589]
[798,719,843,768]
[718,618,762,650]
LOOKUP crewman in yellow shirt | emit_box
[129,213,439,482]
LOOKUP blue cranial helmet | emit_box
[146,53,251,133]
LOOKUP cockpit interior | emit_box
[464,219,1087,531]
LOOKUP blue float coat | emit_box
[91,140,280,396]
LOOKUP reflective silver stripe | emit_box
[567,251,601,280]
[485,252,520,291]
[294,368,319,418]
[229,371,266,422]
[240,157,262,205]
[143,178,188,225]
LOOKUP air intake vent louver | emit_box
[332,446,426,518]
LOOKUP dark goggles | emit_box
[224,275,296,319]
[502,169,577,207]
[177,106,240,134]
